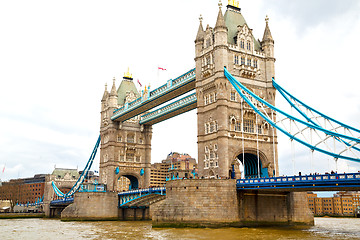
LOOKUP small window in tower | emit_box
[205,146,209,153]
[206,38,211,48]
[234,55,239,65]
[209,93,215,103]
[257,125,262,134]
[139,138,143,144]
[247,58,252,66]
[243,119,254,133]
[240,40,245,49]
[254,59,258,68]
[127,135,134,143]
[117,136,122,142]
[230,92,236,101]
[235,122,241,131]
[214,144,218,151]
[241,57,245,65]
[210,122,215,133]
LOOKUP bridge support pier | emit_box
[118,207,150,221]
[151,179,313,227]
[60,192,118,221]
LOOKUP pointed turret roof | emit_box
[110,77,117,97]
[101,83,109,101]
[195,15,205,41]
[117,76,140,107]
[262,16,273,42]
[215,2,226,29]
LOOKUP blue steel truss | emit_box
[237,172,360,191]
[118,187,166,207]
[50,197,74,205]
[51,135,101,198]
[224,67,360,163]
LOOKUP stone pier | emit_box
[151,179,313,227]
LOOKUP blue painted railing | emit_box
[237,172,360,190]
[50,197,74,205]
[118,187,166,207]
[111,68,195,121]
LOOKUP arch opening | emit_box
[234,153,269,179]
[117,175,139,191]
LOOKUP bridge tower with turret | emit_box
[99,71,152,191]
[195,1,278,179]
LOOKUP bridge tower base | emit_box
[151,179,313,227]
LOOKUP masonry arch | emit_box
[231,149,270,179]
[115,171,141,191]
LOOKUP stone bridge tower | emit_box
[195,2,278,179]
[99,71,152,191]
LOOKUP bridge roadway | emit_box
[118,172,360,207]
[111,68,195,123]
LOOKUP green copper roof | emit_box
[117,78,140,107]
[224,8,261,51]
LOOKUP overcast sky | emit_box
[1,0,360,181]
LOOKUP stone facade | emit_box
[99,74,152,191]
[195,3,278,179]
[61,192,118,220]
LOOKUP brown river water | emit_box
[0,218,359,240]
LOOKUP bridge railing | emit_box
[237,172,360,186]
[50,197,74,205]
[118,187,166,196]
[112,68,195,120]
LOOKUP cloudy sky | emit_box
[1,0,360,182]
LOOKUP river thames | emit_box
[0,217,359,239]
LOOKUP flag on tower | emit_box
[137,79,142,87]
[158,67,167,71]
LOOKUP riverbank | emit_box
[0,213,45,219]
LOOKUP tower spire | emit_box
[110,77,117,96]
[195,14,205,42]
[215,1,226,29]
[262,15,273,42]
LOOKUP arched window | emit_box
[127,134,134,143]
[241,56,245,65]
[240,40,245,49]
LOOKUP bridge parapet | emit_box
[237,172,360,191]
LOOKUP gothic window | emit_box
[254,59,258,68]
[214,144,218,151]
[117,136,122,142]
[214,93,217,101]
[205,154,208,160]
[210,122,215,133]
[230,92,236,101]
[206,38,211,48]
[246,41,251,51]
[234,55,239,65]
[126,153,134,162]
[136,156,141,162]
[205,146,209,153]
[127,134,134,143]
[215,121,218,131]
[240,40,245,49]
[119,155,124,161]
[209,93,215,103]
[241,57,245,65]
[247,58,252,66]
[243,119,254,133]
[139,138,143,144]
[215,161,218,167]
[205,55,211,65]
[210,151,215,159]
[257,125,262,134]
[204,96,208,105]
[235,122,241,131]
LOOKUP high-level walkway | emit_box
[112,69,195,123]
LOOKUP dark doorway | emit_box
[236,153,269,179]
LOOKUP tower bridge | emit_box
[49,1,360,227]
